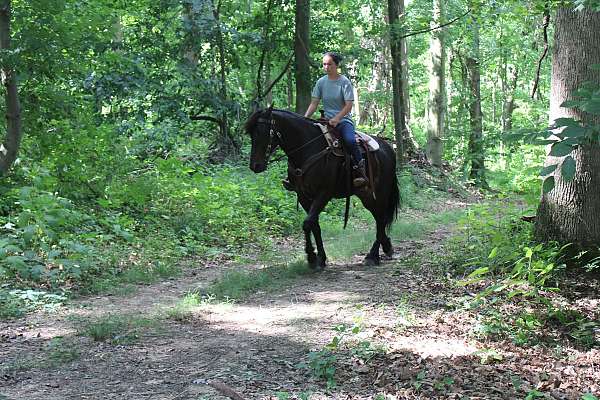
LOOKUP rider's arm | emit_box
[304,98,320,118]
[329,101,353,126]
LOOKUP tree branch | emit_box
[295,31,320,69]
[261,52,294,100]
[531,5,550,99]
[190,115,223,124]
[256,0,276,99]
[399,9,471,40]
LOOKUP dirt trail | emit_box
[1,209,599,400]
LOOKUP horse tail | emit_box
[383,144,401,232]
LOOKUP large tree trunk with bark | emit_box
[535,7,600,247]
[294,0,311,114]
[426,0,446,167]
[388,0,409,165]
[0,0,21,176]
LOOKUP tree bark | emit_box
[426,0,446,167]
[398,0,418,156]
[294,0,311,114]
[501,65,518,134]
[0,0,21,176]
[211,0,237,158]
[535,7,600,247]
[465,2,486,186]
[388,0,409,165]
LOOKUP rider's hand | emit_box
[329,117,340,127]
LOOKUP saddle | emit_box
[314,122,379,157]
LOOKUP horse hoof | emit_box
[383,248,394,259]
[363,256,380,266]
[317,255,327,270]
[307,254,318,269]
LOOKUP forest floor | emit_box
[1,197,599,400]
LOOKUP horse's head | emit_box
[246,106,277,173]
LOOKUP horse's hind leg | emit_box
[364,211,393,265]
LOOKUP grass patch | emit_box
[45,337,80,366]
[322,208,467,261]
[206,261,312,300]
[81,260,180,296]
[79,313,159,344]
[164,292,232,321]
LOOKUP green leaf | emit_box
[552,117,579,127]
[539,164,557,176]
[561,156,576,182]
[561,137,582,146]
[532,139,558,146]
[468,267,489,277]
[542,176,555,194]
[561,100,580,108]
[561,125,587,138]
[4,255,27,270]
[581,394,598,400]
[549,142,573,157]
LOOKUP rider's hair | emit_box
[323,51,342,66]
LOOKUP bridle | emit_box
[255,115,281,163]
[254,112,326,165]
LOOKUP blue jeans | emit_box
[337,120,362,164]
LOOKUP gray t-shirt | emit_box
[311,75,355,125]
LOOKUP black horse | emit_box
[246,106,400,269]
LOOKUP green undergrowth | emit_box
[77,313,160,344]
[0,157,468,319]
[439,201,599,349]
[0,157,306,318]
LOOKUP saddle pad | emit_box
[314,123,379,152]
[356,131,380,151]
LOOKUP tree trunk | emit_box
[535,7,600,247]
[501,65,518,134]
[210,0,237,159]
[425,0,446,167]
[398,0,418,156]
[294,0,311,114]
[465,2,486,186]
[388,0,408,165]
[499,60,518,169]
[0,0,21,176]
[287,67,294,110]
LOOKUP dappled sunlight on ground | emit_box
[389,336,479,358]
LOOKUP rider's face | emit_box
[322,55,337,74]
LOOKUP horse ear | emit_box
[251,99,261,113]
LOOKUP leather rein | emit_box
[256,115,332,179]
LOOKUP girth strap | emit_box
[288,147,331,179]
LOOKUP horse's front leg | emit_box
[300,195,329,270]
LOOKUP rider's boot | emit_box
[352,159,368,188]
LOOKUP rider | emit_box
[283,51,367,190]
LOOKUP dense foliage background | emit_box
[1,0,598,319]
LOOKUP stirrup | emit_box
[353,177,368,187]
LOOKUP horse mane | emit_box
[272,109,314,126]
[244,108,316,134]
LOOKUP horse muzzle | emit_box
[250,161,267,173]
